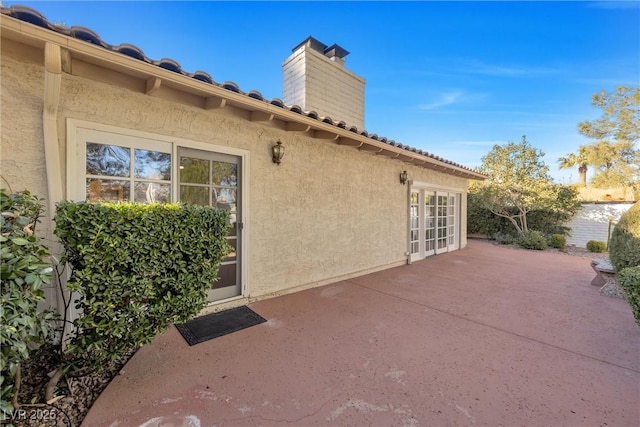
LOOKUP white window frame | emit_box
[66,119,250,302]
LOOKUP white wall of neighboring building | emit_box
[566,202,635,248]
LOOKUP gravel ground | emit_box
[10,346,134,427]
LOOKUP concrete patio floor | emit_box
[83,240,639,427]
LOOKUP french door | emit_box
[178,148,242,302]
[410,187,460,262]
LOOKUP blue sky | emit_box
[7,1,639,183]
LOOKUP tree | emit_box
[560,86,640,193]
[474,136,578,235]
[558,145,589,186]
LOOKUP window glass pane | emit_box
[180,157,210,184]
[180,185,209,206]
[134,182,170,204]
[87,179,129,202]
[411,192,419,204]
[86,143,130,177]
[135,149,171,180]
[211,162,237,187]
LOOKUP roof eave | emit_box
[0,13,487,181]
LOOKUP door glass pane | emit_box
[86,143,130,177]
[180,185,209,205]
[211,162,237,187]
[180,157,210,184]
[86,179,129,202]
[213,188,237,206]
[226,238,237,261]
[134,182,170,203]
[214,264,237,289]
[134,149,171,180]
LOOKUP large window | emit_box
[85,142,171,203]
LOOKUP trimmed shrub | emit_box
[586,240,607,253]
[618,266,640,326]
[54,202,231,374]
[609,202,640,271]
[0,189,55,416]
[549,234,567,249]
[518,230,547,250]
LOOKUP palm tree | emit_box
[558,146,589,186]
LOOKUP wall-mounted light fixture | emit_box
[272,141,285,165]
[400,170,408,185]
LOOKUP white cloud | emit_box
[418,90,464,110]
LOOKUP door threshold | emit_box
[207,295,245,307]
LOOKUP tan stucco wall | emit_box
[1,43,469,303]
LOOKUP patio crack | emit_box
[215,385,383,425]
[345,280,640,374]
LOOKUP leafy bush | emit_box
[586,240,607,253]
[609,202,640,271]
[549,234,567,249]
[0,189,55,417]
[518,230,548,250]
[467,184,579,239]
[54,202,231,374]
[618,266,640,326]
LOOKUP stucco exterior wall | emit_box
[566,202,634,248]
[1,46,48,221]
[2,43,469,304]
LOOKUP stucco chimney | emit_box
[282,36,365,129]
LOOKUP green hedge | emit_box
[54,202,231,373]
[609,202,640,271]
[518,230,547,250]
[549,234,567,249]
[586,240,607,253]
[0,190,55,417]
[618,266,640,326]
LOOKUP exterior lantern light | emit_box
[272,141,285,165]
[400,170,408,185]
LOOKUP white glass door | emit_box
[424,192,436,257]
[448,194,458,251]
[410,190,421,262]
[409,187,460,261]
[436,193,449,254]
[178,147,242,302]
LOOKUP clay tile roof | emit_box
[247,90,265,101]
[192,71,214,84]
[116,44,146,61]
[1,5,485,178]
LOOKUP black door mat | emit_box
[175,306,267,346]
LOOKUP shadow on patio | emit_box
[83,240,639,426]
